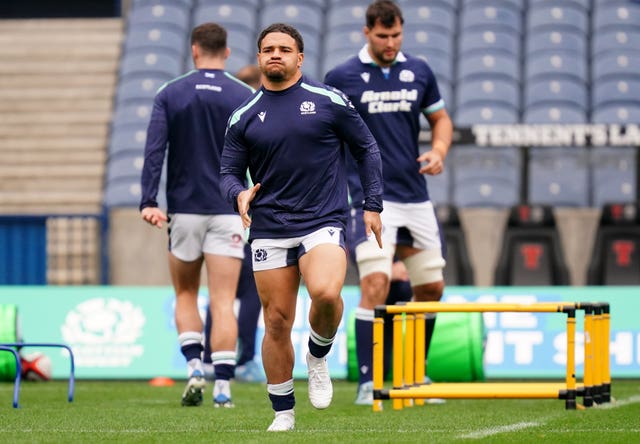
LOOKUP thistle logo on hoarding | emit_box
[61,298,145,367]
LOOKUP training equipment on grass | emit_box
[372,301,611,411]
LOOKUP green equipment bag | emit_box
[0,304,19,380]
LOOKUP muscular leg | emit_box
[169,253,204,336]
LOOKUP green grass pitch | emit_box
[2,379,639,443]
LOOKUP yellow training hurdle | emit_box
[372,302,611,411]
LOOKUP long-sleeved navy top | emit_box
[140,69,254,214]
[220,75,383,241]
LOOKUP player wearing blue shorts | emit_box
[140,23,254,408]
[221,23,383,431]
[324,0,453,404]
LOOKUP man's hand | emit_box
[238,183,261,229]
[418,149,444,175]
[363,210,383,249]
[141,207,168,228]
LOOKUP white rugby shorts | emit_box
[168,213,245,262]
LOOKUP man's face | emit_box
[364,17,403,67]
[258,32,303,82]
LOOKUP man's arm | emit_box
[418,107,453,176]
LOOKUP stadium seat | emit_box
[111,103,153,130]
[459,4,522,35]
[435,204,475,286]
[260,3,324,36]
[106,152,145,184]
[105,178,165,208]
[124,23,187,58]
[525,51,587,84]
[525,29,588,57]
[526,4,589,35]
[524,78,588,111]
[120,49,183,79]
[421,143,452,205]
[127,3,190,33]
[325,4,367,31]
[108,125,148,156]
[591,103,640,124]
[593,2,640,33]
[592,51,640,82]
[403,3,457,34]
[523,104,587,124]
[592,78,640,109]
[457,52,520,84]
[115,74,170,106]
[461,0,524,11]
[451,146,522,207]
[455,104,519,126]
[403,25,455,60]
[591,147,638,208]
[191,3,257,33]
[494,204,570,285]
[527,0,590,10]
[587,202,640,285]
[527,147,590,207]
[455,78,520,113]
[458,29,521,57]
[131,0,193,8]
[591,29,640,58]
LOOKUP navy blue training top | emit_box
[140,69,254,214]
[220,75,383,241]
[325,46,446,206]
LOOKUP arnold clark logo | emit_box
[61,298,146,367]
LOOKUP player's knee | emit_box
[403,249,446,287]
[414,280,444,302]
[263,307,293,341]
[359,272,391,308]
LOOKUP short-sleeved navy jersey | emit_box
[221,75,383,241]
[140,69,254,214]
[325,46,446,206]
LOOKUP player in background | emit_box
[139,23,254,407]
[324,0,453,405]
[220,23,383,431]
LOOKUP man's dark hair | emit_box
[257,23,304,53]
[191,22,227,56]
[366,0,404,28]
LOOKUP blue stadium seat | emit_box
[260,3,324,36]
[420,144,452,205]
[592,51,640,82]
[322,50,359,76]
[525,29,587,57]
[120,49,183,79]
[592,29,640,58]
[523,104,587,124]
[524,51,587,84]
[591,147,638,208]
[451,146,521,208]
[528,147,590,207]
[526,4,589,35]
[106,152,145,184]
[591,103,640,124]
[131,0,193,8]
[527,0,590,10]
[112,103,153,130]
[116,74,170,106]
[403,25,454,59]
[399,0,459,11]
[323,29,365,74]
[124,23,187,58]
[524,78,588,111]
[455,104,519,126]
[593,2,640,32]
[457,52,520,84]
[403,3,457,34]
[406,48,454,85]
[461,0,524,11]
[105,178,166,208]
[191,3,257,33]
[592,78,640,109]
[108,125,148,156]
[127,3,190,33]
[455,78,520,113]
[325,4,366,32]
[460,4,522,35]
[458,29,521,57]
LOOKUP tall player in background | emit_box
[324,0,453,405]
[140,23,254,407]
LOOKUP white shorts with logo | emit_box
[168,213,245,262]
[250,226,345,271]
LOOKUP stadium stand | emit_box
[587,201,640,285]
[591,147,638,208]
[494,205,571,285]
[436,204,475,286]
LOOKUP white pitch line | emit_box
[457,421,541,440]
[596,394,640,410]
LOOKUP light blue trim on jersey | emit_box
[301,83,347,106]
[224,72,256,93]
[228,91,263,127]
[423,98,445,115]
[156,69,197,94]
